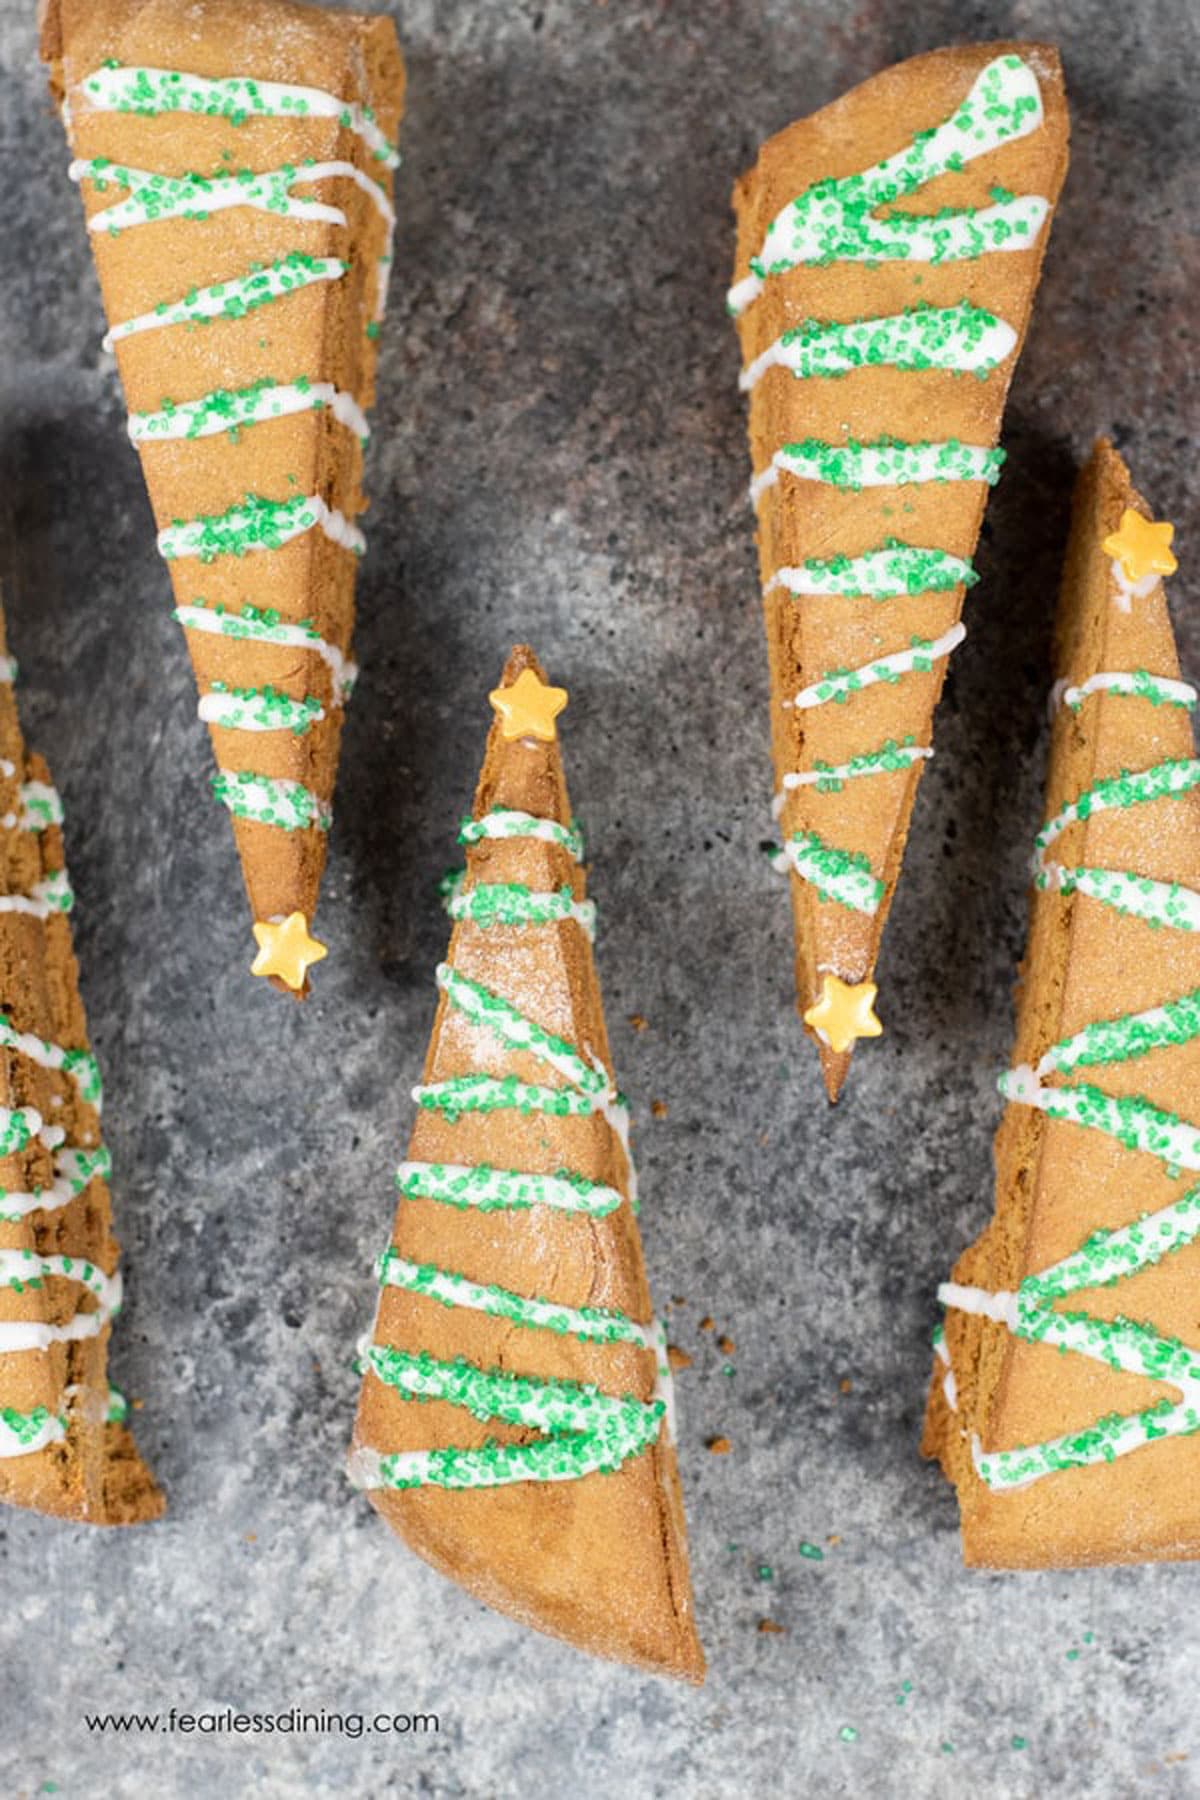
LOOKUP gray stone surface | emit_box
[0,0,1198,1793]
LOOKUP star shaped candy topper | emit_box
[489,667,569,743]
[251,911,328,991]
[803,973,884,1055]
[1103,508,1177,610]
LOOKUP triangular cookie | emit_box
[0,597,162,1523]
[924,439,1200,1566]
[350,647,704,1679]
[41,0,404,991]
[730,43,1069,1096]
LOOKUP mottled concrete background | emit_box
[0,0,1197,1794]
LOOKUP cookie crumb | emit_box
[667,1344,693,1371]
[758,1619,786,1635]
[699,1316,715,1331]
[651,1099,668,1119]
[718,1335,736,1354]
[628,1013,648,1032]
[707,1436,732,1455]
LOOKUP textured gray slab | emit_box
[0,0,1198,1794]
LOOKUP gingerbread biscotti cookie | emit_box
[41,0,404,993]
[729,44,1069,1098]
[924,439,1198,1566]
[349,648,703,1680]
[0,599,162,1524]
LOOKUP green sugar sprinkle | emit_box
[798,1541,825,1561]
[809,736,925,793]
[82,65,399,166]
[838,1726,859,1744]
[1042,986,1200,1075]
[414,1073,595,1124]
[202,683,324,735]
[130,375,366,445]
[0,1109,40,1158]
[76,156,387,236]
[376,1250,649,1346]
[458,810,585,860]
[794,540,977,600]
[1010,1077,1200,1175]
[772,831,885,915]
[113,253,348,340]
[440,872,596,938]
[0,1405,59,1447]
[962,1184,1200,1490]
[438,965,611,1099]
[160,491,337,562]
[0,1016,101,1108]
[395,1160,621,1218]
[210,770,330,833]
[752,55,1042,277]
[777,436,1004,490]
[366,1348,663,1490]
[775,301,1010,381]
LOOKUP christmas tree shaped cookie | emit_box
[349,648,703,1679]
[0,598,162,1523]
[41,0,404,991]
[924,439,1200,1566]
[729,44,1070,1097]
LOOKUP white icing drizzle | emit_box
[1,782,64,833]
[103,254,348,350]
[458,809,585,857]
[0,1147,111,1225]
[78,64,401,170]
[395,1160,623,1217]
[1031,759,1200,930]
[765,549,975,599]
[932,1325,957,1410]
[157,493,366,560]
[1049,670,1199,716]
[0,871,74,919]
[0,1252,121,1354]
[739,308,1016,392]
[0,1407,65,1458]
[173,605,356,706]
[0,657,16,685]
[771,746,933,816]
[999,1062,1200,1173]
[728,55,1048,316]
[0,1016,101,1111]
[356,808,668,1492]
[377,1251,660,1348]
[1110,559,1160,614]
[70,156,395,236]
[441,868,597,942]
[128,380,370,446]
[750,439,1000,506]
[196,690,325,733]
[790,623,966,710]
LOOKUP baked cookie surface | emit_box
[730,43,1070,1097]
[925,440,1200,1567]
[350,647,704,1680]
[41,0,405,990]
[0,595,161,1525]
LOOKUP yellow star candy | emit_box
[1103,508,1177,584]
[804,974,883,1055]
[489,668,568,742]
[251,912,328,991]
